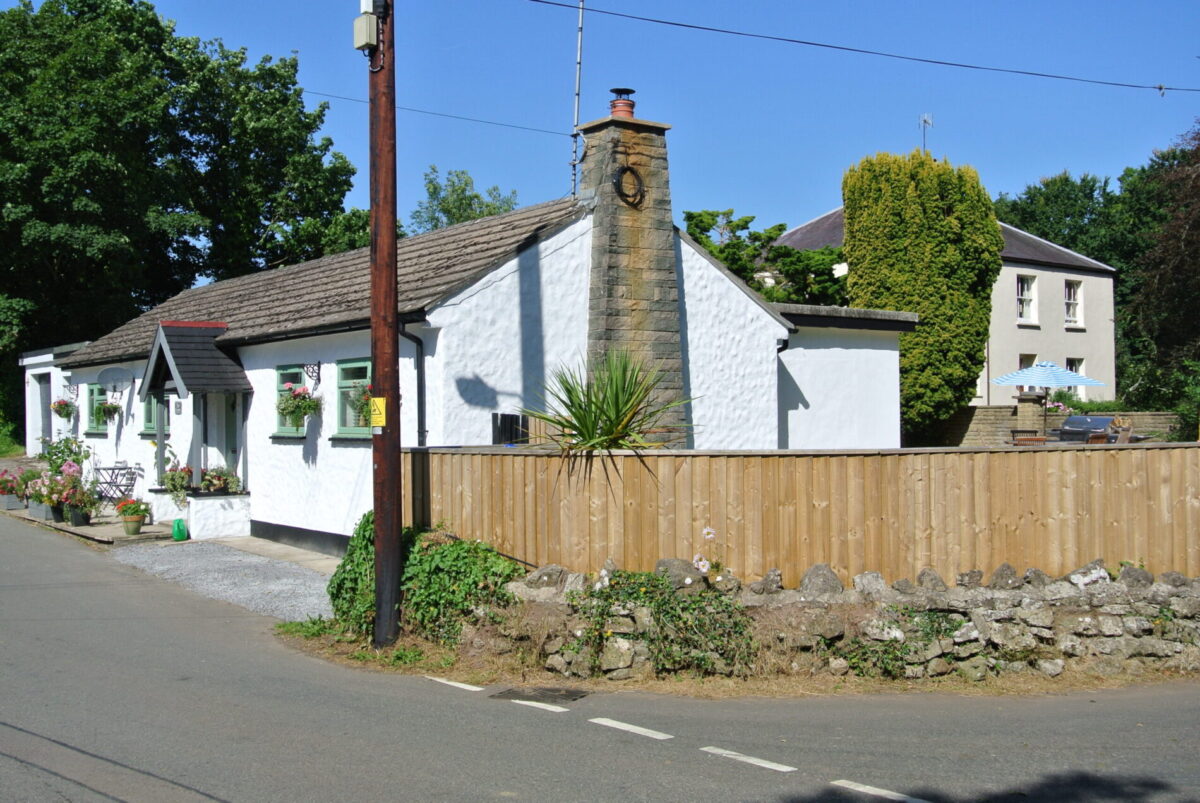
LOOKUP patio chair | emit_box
[95,466,138,506]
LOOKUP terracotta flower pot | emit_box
[122,515,145,536]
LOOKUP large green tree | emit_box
[683,209,847,306]
[410,165,518,233]
[843,150,1003,441]
[0,0,354,439]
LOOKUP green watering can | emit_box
[172,518,189,542]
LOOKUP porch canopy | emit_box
[139,321,252,484]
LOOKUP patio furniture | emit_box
[94,466,137,505]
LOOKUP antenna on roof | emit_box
[570,0,585,196]
[920,113,933,152]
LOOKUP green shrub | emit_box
[327,511,378,637]
[39,436,91,473]
[835,636,908,679]
[400,536,523,645]
[571,570,756,676]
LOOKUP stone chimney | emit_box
[578,89,688,439]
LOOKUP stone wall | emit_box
[940,406,1181,446]
[506,559,1200,682]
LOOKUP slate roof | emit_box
[61,198,584,369]
[140,323,253,398]
[775,207,1115,273]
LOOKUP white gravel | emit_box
[112,541,334,621]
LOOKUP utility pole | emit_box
[356,0,401,647]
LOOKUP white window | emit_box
[1066,357,1085,400]
[1017,275,1036,322]
[1018,353,1037,393]
[1064,280,1082,326]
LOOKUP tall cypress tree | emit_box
[843,150,1003,441]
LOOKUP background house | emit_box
[33,95,915,554]
[777,208,1116,404]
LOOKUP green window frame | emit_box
[275,364,307,436]
[84,384,108,435]
[141,395,171,436]
[336,358,372,437]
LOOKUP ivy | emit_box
[326,511,379,637]
[400,536,523,645]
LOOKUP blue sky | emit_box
[13,1,1200,232]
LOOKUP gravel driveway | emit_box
[112,541,334,621]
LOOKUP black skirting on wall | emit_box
[250,520,350,558]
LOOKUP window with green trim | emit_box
[276,365,306,435]
[85,384,107,435]
[141,395,171,435]
[337,359,372,436]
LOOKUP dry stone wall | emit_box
[505,558,1200,682]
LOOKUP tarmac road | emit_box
[2,513,1198,802]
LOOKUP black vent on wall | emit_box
[491,413,529,445]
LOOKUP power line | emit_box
[527,0,1200,95]
[301,89,571,137]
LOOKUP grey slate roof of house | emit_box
[61,198,584,369]
[142,324,253,396]
[775,208,1116,273]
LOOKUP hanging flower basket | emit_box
[96,401,123,422]
[50,399,77,419]
[276,383,322,428]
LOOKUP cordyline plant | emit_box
[523,349,689,455]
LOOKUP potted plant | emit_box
[352,381,373,427]
[116,498,151,535]
[60,477,99,527]
[0,470,23,510]
[50,398,77,419]
[23,472,53,519]
[96,400,123,422]
[276,383,322,429]
[161,463,192,507]
[200,466,241,494]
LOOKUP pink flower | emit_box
[283,382,293,390]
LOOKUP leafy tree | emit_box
[278,208,408,262]
[0,0,354,439]
[843,150,1003,441]
[410,165,517,233]
[683,209,846,306]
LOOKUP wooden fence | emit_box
[402,443,1200,587]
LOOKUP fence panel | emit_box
[405,444,1200,586]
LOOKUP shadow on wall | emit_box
[776,360,808,449]
[775,771,1174,802]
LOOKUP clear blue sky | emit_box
[14,1,1200,232]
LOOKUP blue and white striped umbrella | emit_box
[991,361,1105,387]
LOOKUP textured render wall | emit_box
[187,494,252,539]
[426,218,592,446]
[676,238,787,450]
[240,330,418,536]
[975,263,1116,404]
[60,361,193,501]
[778,328,902,449]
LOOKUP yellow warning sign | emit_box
[369,397,386,427]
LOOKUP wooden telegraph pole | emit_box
[358,0,401,647]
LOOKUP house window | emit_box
[1018,353,1037,393]
[337,359,372,436]
[275,365,306,435]
[141,395,171,436]
[1066,357,1085,400]
[84,384,107,435]
[1017,275,1036,322]
[492,413,529,445]
[1064,280,1082,326]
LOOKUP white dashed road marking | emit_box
[831,779,931,802]
[425,676,484,691]
[588,718,674,740]
[699,746,797,773]
[511,700,569,713]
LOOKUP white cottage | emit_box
[35,95,916,554]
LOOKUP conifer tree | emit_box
[843,151,1003,440]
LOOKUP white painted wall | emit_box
[425,217,592,445]
[677,238,789,450]
[974,262,1116,404]
[778,328,902,449]
[19,350,79,454]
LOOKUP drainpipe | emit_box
[399,325,427,447]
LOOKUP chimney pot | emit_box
[609,87,636,118]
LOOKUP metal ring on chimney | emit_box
[612,165,645,207]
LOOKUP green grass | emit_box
[275,617,340,639]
